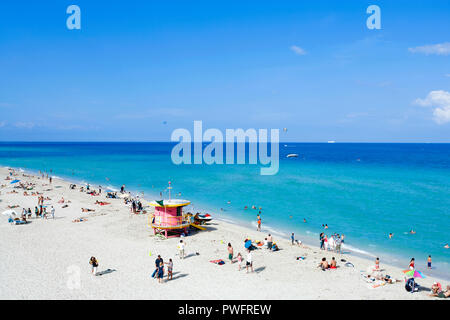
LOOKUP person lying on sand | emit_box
[8,205,20,208]
[95,200,110,205]
[23,191,29,196]
[72,218,87,222]
[318,258,329,270]
[81,208,95,212]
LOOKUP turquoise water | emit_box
[0,142,449,279]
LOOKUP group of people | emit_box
[319,232,344,253]
[151,255,174,283]
[227,243,254,273]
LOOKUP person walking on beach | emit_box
[89,257,99,276]
[51,206,55,219]
[178,240,185,259]
[256,214,261,232]
[427,255,432,269]
[246,249,253,273]
[165,259,173,281]
[34,206,39,218]
[227,243,234,262]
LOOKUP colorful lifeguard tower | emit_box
[148,198,192,238]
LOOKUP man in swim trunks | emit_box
[227,243,234,262]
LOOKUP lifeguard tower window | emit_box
[177,207,182,216]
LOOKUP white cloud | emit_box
[408,42,450,55]
[14,122,35,129]
[414,90,450,124]
[290,45,307,56]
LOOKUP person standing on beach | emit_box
[89,257,99,276]
[320,233,324,250]
[165,259,173,280]
[267,234,273,250]
[335,235,342,254]
[427,255,432,269]
[51,206,55,219]
[237,253,243,271]
[227,243,234,262]
[409,258,415,269]
[157,261,164,283]
[291,233,295,245]
[152,255,163,278]
[246,249,253,273]
[178,240,185,259]
[256,214,261,232]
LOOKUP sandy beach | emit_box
[0,166,448,300]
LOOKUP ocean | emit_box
[0,142,449,280]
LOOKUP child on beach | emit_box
[375,257,380,270]
[237,253,243,270]
[157,261,164,283]
[89,257,99,276]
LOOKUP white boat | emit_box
[327,140,336,143]
[286,154,299,158]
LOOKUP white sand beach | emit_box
[0,166,448,300]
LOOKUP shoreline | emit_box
[0,165,448,299]
[3,164,450,282]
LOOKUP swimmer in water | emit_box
[324,224,328,229]
[303,218,307,223]
[410,229,416,234]
[389,233,393,239]
[444,244,449,249]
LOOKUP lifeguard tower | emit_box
[148,181,192,238]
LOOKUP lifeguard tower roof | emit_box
[149,199,191,208]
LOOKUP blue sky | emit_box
[0,0,449,142]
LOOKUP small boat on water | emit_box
[286,154,299,158]
[327,140,336,143]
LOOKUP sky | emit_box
[0,0,449,142]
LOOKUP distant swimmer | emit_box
[445,244,449,249]
[244,206,248,210]
[389,233,394,239]
[252,205,256,209]
[303,218,307,223]
[410,229,416,234]
[227,201,231,204]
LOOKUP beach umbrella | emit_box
[2,210,19,217]
[403,269,426,279]
[10,179,20,184]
